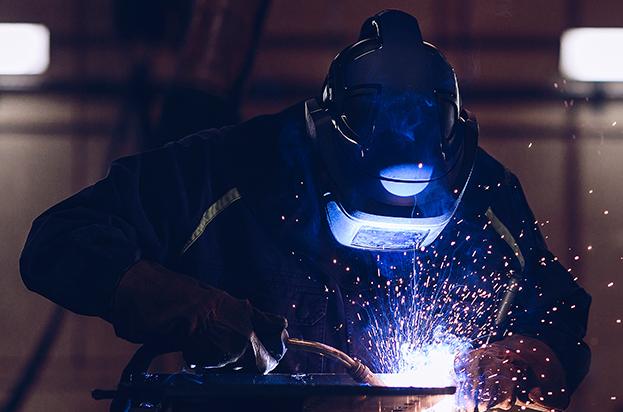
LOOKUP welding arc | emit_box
[286,337,385,386]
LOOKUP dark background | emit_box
[0,0,621,411]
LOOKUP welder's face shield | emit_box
[338,88,459,153]
[323,89,473,251]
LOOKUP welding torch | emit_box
[487,274,521,345]
[286,337,385,386]
[482,276,557,412]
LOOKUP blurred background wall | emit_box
[0,0,621,410]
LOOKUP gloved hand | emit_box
[455,334,568,412]
[111,260,288,373]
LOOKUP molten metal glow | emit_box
[376,331,470,388]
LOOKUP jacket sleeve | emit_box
[491,171,591,393]
[19,131,226,319]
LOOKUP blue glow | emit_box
[376,330,470,388]
[380,163,433,197]
[325,200,452,250]
[375,92,439,144]
[381,180,429,197]
[380,163,434,180]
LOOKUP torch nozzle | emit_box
[286,337,385,386]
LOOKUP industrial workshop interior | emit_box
[1,0,622,411]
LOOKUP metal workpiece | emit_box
[94,343,457,411]
[95,372,456,412]
[302,393,455,412]
[96,340,551,412]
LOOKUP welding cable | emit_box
[494,277,520,327]
[286,337,385,386]
[484,275,522,346]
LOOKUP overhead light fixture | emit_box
[560,28,623,82]
[0,23,50,75]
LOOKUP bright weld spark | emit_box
[359,236,514,393]
[376,333,471,387]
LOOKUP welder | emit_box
[20,10,589,412]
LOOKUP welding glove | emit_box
[455,335,568,412]
[111,260,288,374]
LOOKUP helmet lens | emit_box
[340,87,379,145]
[340,90,457,160]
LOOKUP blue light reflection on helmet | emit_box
[325,200,454,250]
[379,163,433,197]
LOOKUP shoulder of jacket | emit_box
[158,102,303,171]
[227,102,305,142]
[462,148,508,210]
[473,148,511,183]
[171,101,294,139]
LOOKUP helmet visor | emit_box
[338,89,458,179]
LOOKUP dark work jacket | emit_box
[20,102,591,392]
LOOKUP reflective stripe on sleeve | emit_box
[485,207,526,271]
[181,187,241,254]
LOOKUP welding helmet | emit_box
[306,10,478,250]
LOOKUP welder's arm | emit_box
[19,128,289,372]
[512,251,591,394]
[113,260,287,373]
[502,174,591,395]
[460,171,591,410]
[20,131,224,317]
[461,256,590,411]
[491,172,590,396]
